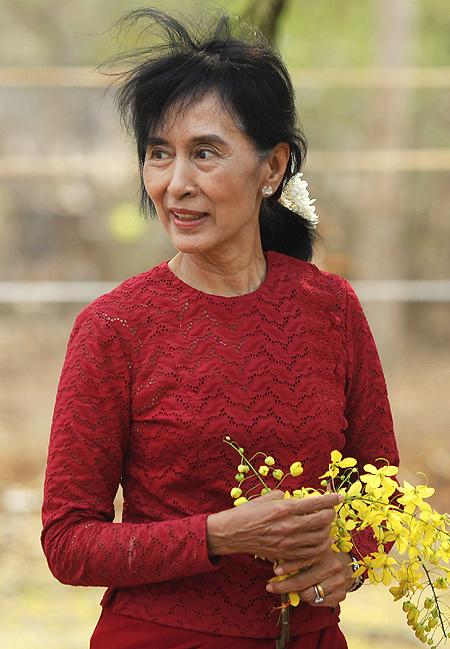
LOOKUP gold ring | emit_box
[317,583,325,599]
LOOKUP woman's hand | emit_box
[206,490,342,563]
[266,548,355,608]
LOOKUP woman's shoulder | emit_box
[71,260,171,333]
[269,250,354,301]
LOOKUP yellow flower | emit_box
[346,480,362,498]
[233,496,248,507]
[273,469,284,481]
[258,465,269,476]
[289,592,300,606]
[319,450,357,479]
[397,481,435,515]
[365,552,398,586]
[290,461,303,477]
[230,487,242,499]
[360,463,398,496]
[389,581,409,601]
[238,464,249,473]
[264,456,275,466]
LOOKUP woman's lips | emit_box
[169,210,208,228]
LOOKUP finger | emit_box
[272,506,336,538]
[270,550,344,594]
[295,563,347,598]
[285,493,343,516]
[273,541,332,574]
[267,563,325,595]
[300,582,347,608]
[259,489,286,501]
[272,511,335,549]
[296,508,336,531]
[276,535,333,562]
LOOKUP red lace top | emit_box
[41,250,399,638]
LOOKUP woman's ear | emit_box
[265,143,290,190]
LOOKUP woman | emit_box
[41,8,399,648]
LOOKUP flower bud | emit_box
[264,456,275,466]
[238,464,249,473]
[230,487,242,499]
[233,496,248,507]
[235,473,245,482]
[290,461,303,477]
[258,465,269,476]
[261,487,270,495]
[273,469,284,481]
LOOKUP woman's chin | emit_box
[168,236,213,256]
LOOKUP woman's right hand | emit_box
[206,490,342,565]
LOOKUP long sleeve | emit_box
[40,305,219,587]
[341,279,400,560]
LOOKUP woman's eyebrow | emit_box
[145,136,168,147]
[145,134,227,147]
[190,134,227,146]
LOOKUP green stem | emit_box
[422,561,446,637]
[224,438,270,491]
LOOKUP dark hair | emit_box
[108,8,318,261]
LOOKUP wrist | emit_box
[206,510,235,557]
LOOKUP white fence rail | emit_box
[0,280,449,303]
[1,66,449,88]
[1,150,450,177]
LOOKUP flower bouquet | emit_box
[224,437,450,649]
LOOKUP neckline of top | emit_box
[163,250,275,302]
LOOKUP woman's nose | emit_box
[167,157,196,198]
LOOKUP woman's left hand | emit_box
[266,549,355,608]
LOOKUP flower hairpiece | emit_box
[278,173,319,228]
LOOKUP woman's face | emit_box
[142,93,272,258]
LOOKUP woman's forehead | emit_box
[151,92,240,140]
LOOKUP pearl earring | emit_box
[261,185,273,197]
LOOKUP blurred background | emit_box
[0,0,448,647]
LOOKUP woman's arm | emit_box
[341,278,400,560]
[41,306,219,587]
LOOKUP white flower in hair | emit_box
[278,173,319,228]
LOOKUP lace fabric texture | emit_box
[41,250,399,638]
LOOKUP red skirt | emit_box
[90,607,348,649]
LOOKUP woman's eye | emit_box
[147,148,170,161]
[196,148,216,160]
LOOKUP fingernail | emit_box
[337,493,344,503]
[266,584,274,593]
[274,566,283,576]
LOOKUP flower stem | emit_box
[422,562,446,637]
[224,438,270,491]
[275,594,290,649]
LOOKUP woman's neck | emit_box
[168,248,267,297]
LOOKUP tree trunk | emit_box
[355,0,418,361]
[242,0,289,44]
